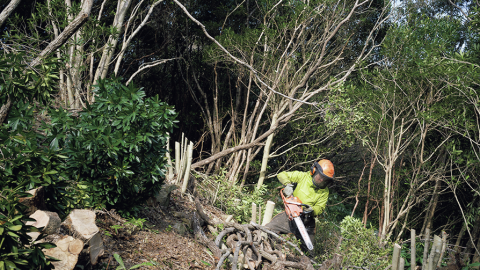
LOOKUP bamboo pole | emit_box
[178,138,189,184]
[411,229,416,270]
[181,142,193,194]
[251,203,257,224]
[165,136,174,182]
[258,205,262,225]
[392,243,401,270]
[175,141,180,176]
[262,201,275,226]
[423,228,431,269]
[430,235,442,270]
[438,231,447,267]
[399,257,405,270]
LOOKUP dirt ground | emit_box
[78,189,225,270]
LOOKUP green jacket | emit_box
[278,171,329,216]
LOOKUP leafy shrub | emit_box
[0,101,75,217]
[197,169,269,224]
[45,78,177,214]
[340,216,391,269]
[0,188,57,269]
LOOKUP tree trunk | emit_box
[0,0,22,28]
[93,0,132,83]
[421,178,441,235]
[257,112,278,190]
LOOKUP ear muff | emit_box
[310,160,335,180]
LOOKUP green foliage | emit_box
[0,101,77,217]
[45,78,178,214]
[113,253,153,270]
[0,188,57,270]
[339,216,391,269]
[199,168,270,223]
[0,52,58,106]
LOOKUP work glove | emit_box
[283,184,294,197]
[303,205,313,213]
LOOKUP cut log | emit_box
[26,210,61,242]
[43,235,84,270]
[61,209,99,242]
[88,232,104,265]
[19,187,47,215]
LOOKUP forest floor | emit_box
[77,188,224,270]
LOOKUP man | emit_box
[265,159,335,254]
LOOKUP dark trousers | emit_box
[265,211,315,255]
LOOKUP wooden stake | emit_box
[181,142,193,194]
[392,243,401,270]
[399,257,405,270]
[438,231,447,267]
[165,135,174,182]
[258,205,262,225]
[251,202,257,224]
[411,229,416,270]
[261,201,275,226]
[175,141,180,176]
[430,235,442,270]
[423,228,431,269]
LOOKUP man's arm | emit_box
[312,188,329,216]
[277,171,303,186]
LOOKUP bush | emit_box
[0,101,74,217]
[339,216,391,269]
[0,188,57,269]
[45,78,177,214]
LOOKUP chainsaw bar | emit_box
[294,216,314,250]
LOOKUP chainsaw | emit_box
[280,188,314,250]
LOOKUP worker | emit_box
[265,159,335,255]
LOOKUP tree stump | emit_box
[19,187,47,215]
[26,210,61,242]
[44,235,84,270]
[88,232,104,265]
[61,209,99,242]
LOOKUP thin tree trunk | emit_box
[256,112,278,190]
[421,178,441,236]
[363,155,376,226]
[0,0,21,28]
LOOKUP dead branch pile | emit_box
[191,197,314,270]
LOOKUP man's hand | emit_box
[283,184,294,197]
[303,205,313,213]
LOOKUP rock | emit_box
[88,232,104,265]
[19,187,47,215]
[155,184,177,208]
[43,235,84,270]
[61,209,99,242]
[173,222,187,236]
[26,210,61,242]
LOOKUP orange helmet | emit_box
[310,159,335,180]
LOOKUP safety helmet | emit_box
[310,159,335,180]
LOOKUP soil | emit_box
[78,189,226,270]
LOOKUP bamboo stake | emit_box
[438,231,447,267]
[181,142,193,194]
[411,229,416,270]
[261,201,275,226]
[399,257,405,270]
[251,203,257,224]
[423,228,431,269]
[165,136,174,182]
[430,235,442,270]
[392,243,401,270]
[175,141,180,176]
[258,205,262,225]
[178,138,189,184]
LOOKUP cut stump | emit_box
[43,235,84,270]
[26,210,61,242]
[61,209,99,242]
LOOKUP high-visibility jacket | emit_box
[277,171,329,216]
